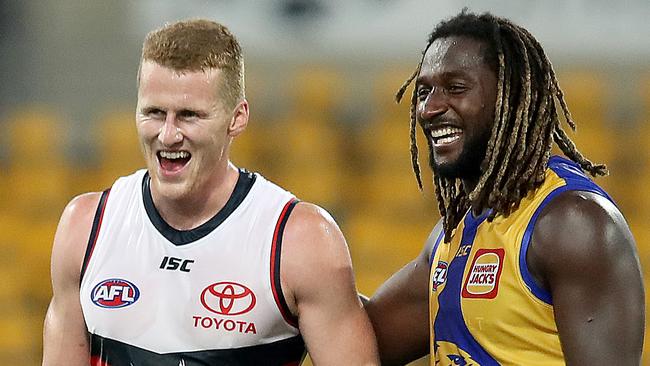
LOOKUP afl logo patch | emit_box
[462,248,505,299]
[432,261,448,292]
[201,281,256,316]
[91,279,140,308]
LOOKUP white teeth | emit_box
[159,151,189,159]
[430,127,462,145]
[437,135,461,144]
[430,127,462,138]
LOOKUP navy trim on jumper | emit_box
[80,189,111,285]
[89,333,305,366]
[142,170,256,246]
[271,199,301,328]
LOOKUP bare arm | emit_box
[43,193,101,366]
[365,219,442,366]
[281,203,379,365]
[529,191,645,365]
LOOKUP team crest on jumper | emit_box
[432,261,448,292]
[462,248,505,299]
[434,341,481,366]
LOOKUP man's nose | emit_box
[158,115,183,146]
[419,88,448,121]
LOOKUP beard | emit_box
[428,129,490,181]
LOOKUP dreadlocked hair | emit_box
[396,10,607,242]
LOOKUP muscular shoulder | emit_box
[282,202,352,268]
[64,192,103,219]
[280,202,354,304]
[51,192,103,284]
[57,192,103,241]
[529,190,635,286]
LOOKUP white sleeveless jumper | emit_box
[79,169,304,365]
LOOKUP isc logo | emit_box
[91,279,140,308]
[159,256,194,272]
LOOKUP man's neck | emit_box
[152,163,240,231]
[461,176,479,195]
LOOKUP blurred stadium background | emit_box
[0,0,649,365]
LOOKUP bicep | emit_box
[295,259,377,365]
[281,203,379,365]
[531,192,644,366]
[43,290,90,365]
[43,193,100,366]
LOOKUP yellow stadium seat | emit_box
[555,70,617,165]
[229,117,271,173]
[358,118,435,214]
[229,67,277,173]
[0,212,35,363]
[94,110,145,185]
[345,211,437,294]
[0,306,33,363]
[0,215,27,300]
[288,65,345,113]
[6,107,65,167]
[373,66,415,118]
[5,165,71,220]
[4,107,73,218]
[269,66,351,211]
[623,118,650,216]
[19,220,58,303]
[556,70,606,125]
[362,66,417,157]
[353,66,439,215]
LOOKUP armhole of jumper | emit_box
[79,189,111,286]
[270,198,300,328]
[519,183,607,305]
[429,230,445,268]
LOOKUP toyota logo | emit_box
[200,281,256,316]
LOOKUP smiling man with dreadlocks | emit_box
[365,10,644,366]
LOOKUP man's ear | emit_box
[228,99,249,137]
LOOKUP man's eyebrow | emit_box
[140,105,163,113]
[416,70,471,85]
[178,108,209,117]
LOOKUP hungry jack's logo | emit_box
[462,248,505,299]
